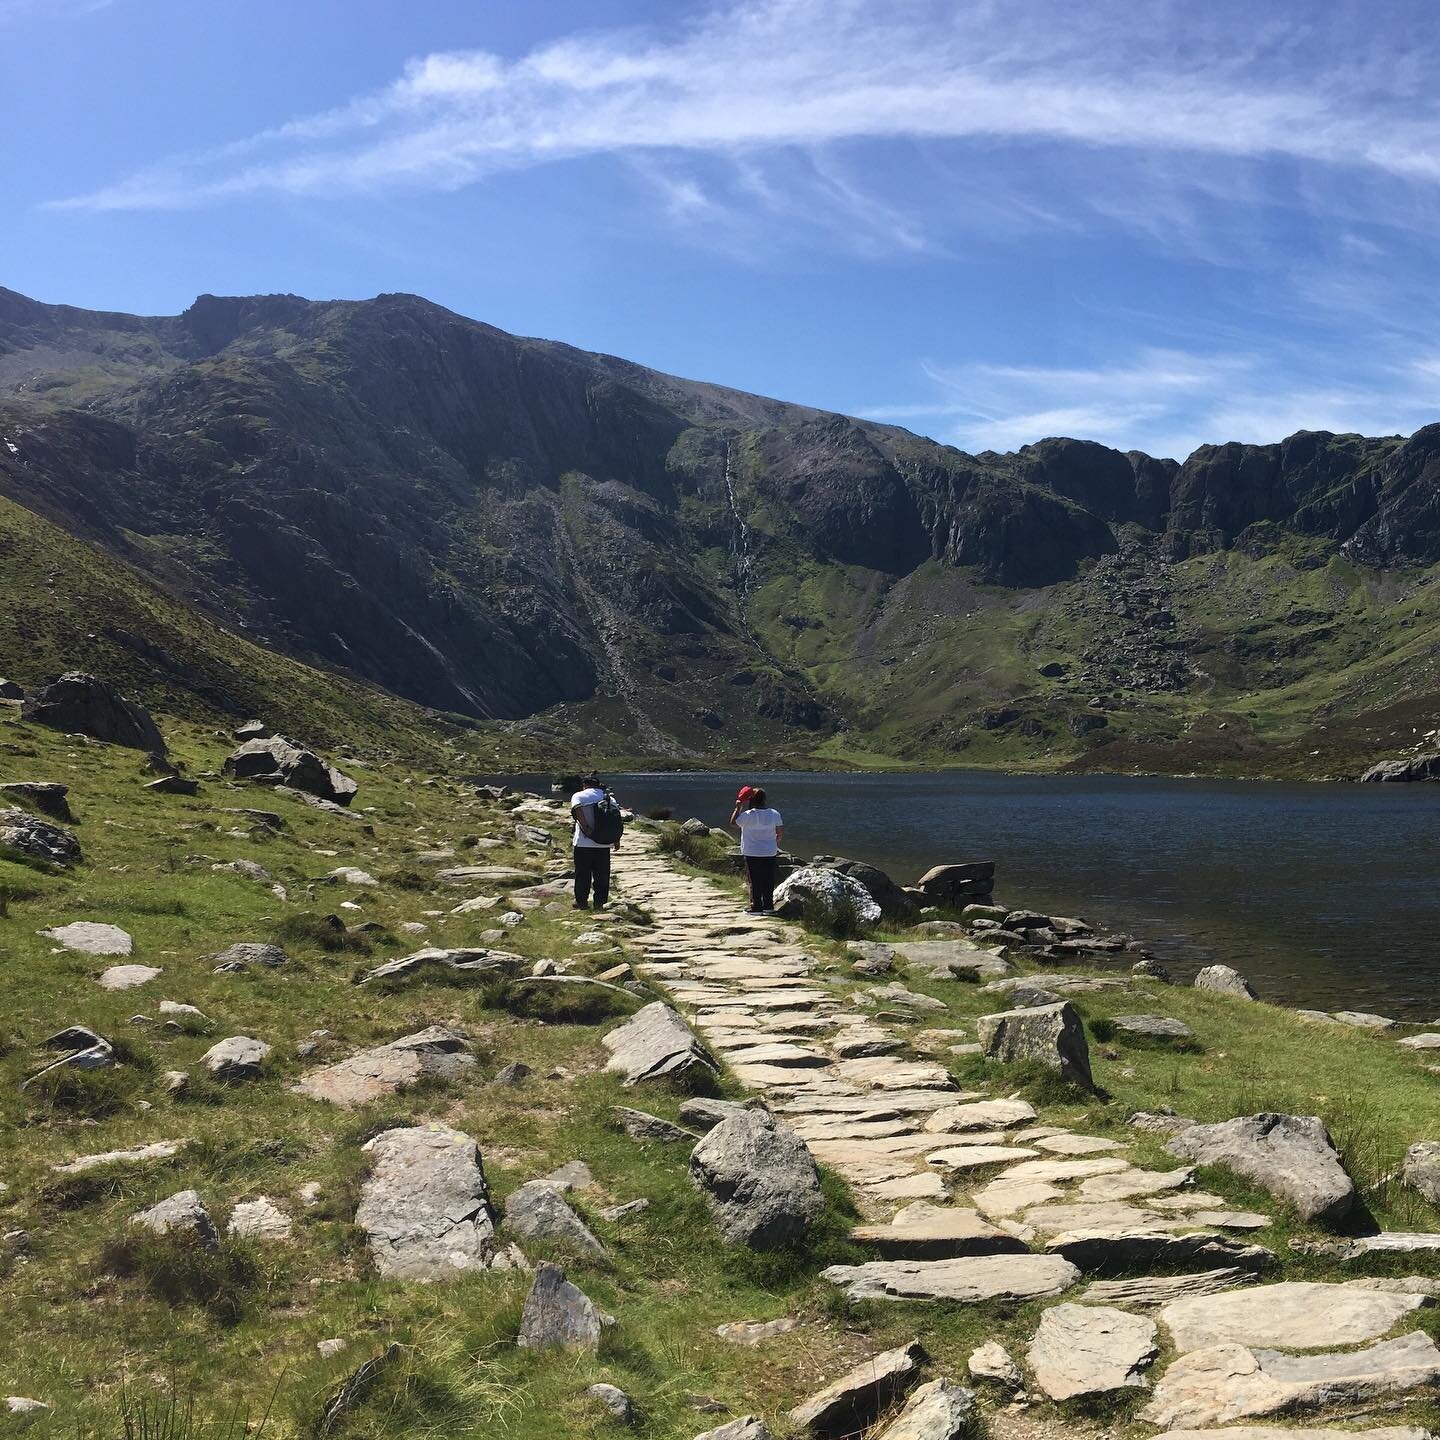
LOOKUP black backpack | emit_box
[590,789,625,845]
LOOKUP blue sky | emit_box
[6,0,1440,460]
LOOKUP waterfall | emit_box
[722,440,754,613]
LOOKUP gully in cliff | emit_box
[731,784,785,914]
[570,771,625,910]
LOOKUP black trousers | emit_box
[744,855,778,911]
[574,846,612,907]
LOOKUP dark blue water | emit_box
[584,770,1440,1018]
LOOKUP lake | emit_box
[580,770,1440,1019]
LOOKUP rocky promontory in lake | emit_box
[5,675,1440,1437]
[3,285,1440,780]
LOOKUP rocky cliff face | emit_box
[1,286,1436,768]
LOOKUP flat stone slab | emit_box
[928,1145,1038,1172]
[1079,1167,1195,1200]
[893,939,1012,980]
[1032,1133,1127,1155]
[97,964,161,990]
[1046,1229,1274,1274]
[1140,1331,1440,1430]
[923,1098,1037,1133]
[357,946,523,985]
[850,1204,1026,1258]
[875,1379,977,1440]
[1021,1201,1190,1236]
[1159,1281,1429,1353]
[1003,1157,1131,1183]
[973,1178,1066,1218]
[1084,1268,1257,1307]
[724,1042,829,1067]
[867,1173,949,1202]
[52,1139,187,1174]
[1113,1014,1194,1040]
[1028,1303,1158,1400]
[821,1253,1079,1303]
[41,922,133,955]
[294,1028,476,1107]
[1164,1430,1430,1440]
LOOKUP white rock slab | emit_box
[1028,1303,1158,1399]
[41,922,133,955]
[821,1253,1080,1303]
[98,964,161,990]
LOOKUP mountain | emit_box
[1,284,1437,775]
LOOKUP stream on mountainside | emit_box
[514,769,1440,1019]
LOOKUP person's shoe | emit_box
[572,901,589,911]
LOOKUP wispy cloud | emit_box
[47,0,1440,216]
[863,348,1440,460]
[1,0,115,20]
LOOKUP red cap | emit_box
[736,784,755,802]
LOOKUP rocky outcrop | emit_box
[502,1181,604,1256]
[1,810,81,866]
[1167,1113,1355,1225]
[976,1001,1093,1088]
[223,736,357,805]
[689,1109,824,1249]
[40,921,129,953]
[22,673,166,754]
[1360,754,1440,783]
[0,782,70,820]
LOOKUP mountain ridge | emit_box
[1,284,1436,775]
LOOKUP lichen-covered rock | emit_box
[223,736,357,805]
[1194,964,1258,999]
[22,672,166,753]
[3,809,81,866]
[689,1109,823,1250]
[131,1190,218,1250]
[773,866,881,926]
[1167,1113,1355,1226]
[516,1262,604,1349]
[208,941,289,972]
[976,1001,1093,1089]
[503,1181,604,1256]
[1403,1141,1440,1205]
[294,1027,475,1107]
[201,1035,271,1081]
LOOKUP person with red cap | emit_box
[730,784,784,914]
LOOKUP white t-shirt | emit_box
[571,787,607,848]
[736,806,783,857]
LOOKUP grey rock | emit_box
[1128,1109,1195,1134]
[0,677,23,700]
[689,1109,823,1250]
[201,1035,271,1081]
[849,1203,1025,1259]
[968,1340,1022,1388]
[4,1398,50,1424]
[895,938,1012,981]
[517,1262,604,1350]
[1361,753,1440,783]
[1028,1303,1158,1400]
[773,866,881,925]
[4,810,82,866]
[602,1001,719,1087]
[357,945,524,985]
[1083,1268,1257,1307]
[503,1180,604,1256]
[294,1027,475,1107]
[976,1001,1093,1088]
[492,1062,532,1086]
[356,1124,516,1279]
[52,1139,187,1174]
[23,672,166,753]
[600,1198,650,1221]
[828,859,917,918]
[822,1254,1079,1303]
[41,1024,107,1052]
[873,1378,976,1440]
[585,1383,633,1423]
[1403,1141,1440,1205]
[679,1097,754,1127]
[40,920,133,956]
[542,1160,594,1192]
[694,1420,772,1440]
[916,862,996,903]
[146,775,199,796]
[847,940,897,975]
[715,1317,800,1346]
[227,1197,292,1242]
[223,736,357,805]
[131,1189,218,1250]
[1167,1113,1355,1225]
[0,781,70,820]
[612,1106,699,1143]
[98,964,161,990]
[1113,1013,1193,1040]
[1194,964,1258,999]
[788,1342,925,1435]
[233,720,270,741]
[1140,1330,1440,1429]
[1132,956,1172,981]
[208,941,288,972]
[1332,1010,1395,1030]
[515,822,552,847]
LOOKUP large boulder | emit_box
[1194,964,1258,999]
[976,1001,1094,1089]
[22,673,167,754]
[689,1109,824,1250]
[1360,753,1440,783]
[1,810,81,866]
[773,866,881,926]
[1167,1113,1355,1225]
[916,862,996,904]
[355,1124,519,1279]
[223,736,358,806]
[820,858,916,919]
[0,677,23,700]
[602,1001,719,1087]
[201,1035,271,1081]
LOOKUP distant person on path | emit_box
[571,770,624,909]
[730,784,784,914]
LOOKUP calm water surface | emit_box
[577,771,1440,1018]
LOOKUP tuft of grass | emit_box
[274,912,370,954]
[99,1233,268,1325]
[116,1379,279,1440]
[480,977,639,1026]
[24,1063,138,1118]
[798,890,873,941]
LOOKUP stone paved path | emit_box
[614,835,1440,1422]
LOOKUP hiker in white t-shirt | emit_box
[570,769,621,909]
[730,784,784,914]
